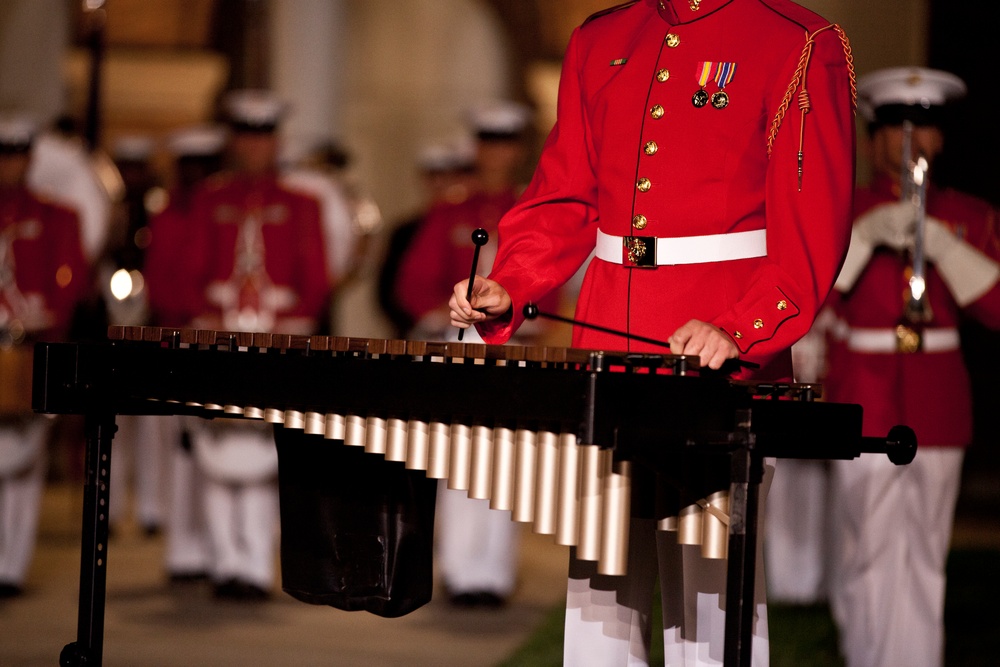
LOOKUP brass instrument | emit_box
[898,121,932,352]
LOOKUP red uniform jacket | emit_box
[160,172,330,332]
[146,188,198,327]
[0,186,89,340]
[825,174,1000,447]
[478,0,856,380]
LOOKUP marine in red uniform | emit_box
[153,91,330,601]
[182,96,329,335]
[0,114,89,598]
[145,124,228,584]
[449,1,857,664]
[824,67,1000,667]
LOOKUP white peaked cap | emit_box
[857,67,967,122]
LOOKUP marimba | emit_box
[33,326,916,667]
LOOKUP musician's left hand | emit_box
[668,319,740,370]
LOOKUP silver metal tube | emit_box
[469,425,494,500]
[427,421,451,479]
[448,424,472,490]
[512,429,537,523]
[385,418,409,462]
[364,416,387,454]
[490,427,516,511]
[575,444,604,562]
[598,458,631,576]
[533,430,560,535]
[555,432,581,546]
[405,420,429,471]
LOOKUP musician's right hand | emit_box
[854,202,915,251]
[449,276,512,329]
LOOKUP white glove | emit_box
[924,217,1000,307]
[854,202,915,250]
[835,202,914,292]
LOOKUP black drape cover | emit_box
[274,426,438,617]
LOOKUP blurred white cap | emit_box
[468,100,532,140]
[166,124,228,157]
[223,89,287,131]
[0,113,38,151]
[858,67,966,125]
[417,134,476,172]
[112,134,155,162]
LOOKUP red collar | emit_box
[652,0,733,24]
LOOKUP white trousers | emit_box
[203,478,278,588]
[0,420,48,584]
[109,414,170,528]
[763,458,830,604]
[164,421,211,576]
[190,423,279,589]
[436,485,519,595]
[564,464,773,667]
[829,448,963,667]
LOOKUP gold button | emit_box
[656,69,670,83]
[632,214,648,230]
[753,318,764,329]
[644,141,658,156]
[665,33,680,48]
[734,331,743,340]
[776,300,788,311]
[636,178,652,193]
[650,104,665,119]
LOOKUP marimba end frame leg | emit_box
[723,409,763,667]
[61,412,117,667]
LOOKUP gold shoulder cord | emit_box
[767,24,857,191]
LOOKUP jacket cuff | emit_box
[717,287,800,354]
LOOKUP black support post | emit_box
[60,413,117,667]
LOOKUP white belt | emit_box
[841,326,960,353]
[595,228,767,266]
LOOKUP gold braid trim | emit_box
[766,24,857,190]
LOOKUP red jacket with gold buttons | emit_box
[153,172,330,333]
[478,0,856,380]
[0,186,89,341]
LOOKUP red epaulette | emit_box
[583,1,638,26]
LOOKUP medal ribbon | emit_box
[714,62,736,89]
[697,61,713,88]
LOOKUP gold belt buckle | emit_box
[895,324,923,353]
[623,236,657,268]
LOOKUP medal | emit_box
[693,61,737,109]
[692,61,712,108]
[711,62,736,109]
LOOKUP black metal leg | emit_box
[60,413,117,667]
[723,409,763,667]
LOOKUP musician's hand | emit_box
[668,319,739,370]
[923,215,959,261]
[854,202,914,251]
[449,276,512,329]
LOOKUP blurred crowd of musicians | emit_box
[2,6,1000,667]
[0,86,563,607]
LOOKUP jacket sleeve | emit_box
[478,27,601,343]
[957,204,1000,328]
[709,26,856,366]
